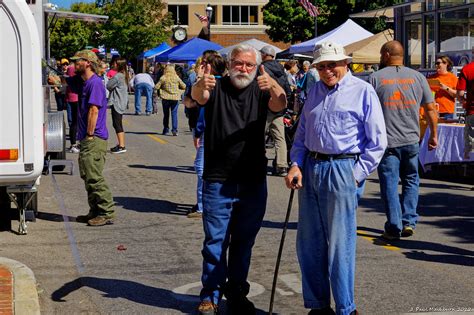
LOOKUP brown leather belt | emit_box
[309,152,359,161]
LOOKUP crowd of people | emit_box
[47,39,473,315]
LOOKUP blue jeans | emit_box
[297,156,360,315]
[162,99,179,133]
[134,83,153,114]
[194,136,204,213]
[200,180,267,304]
[378,143,419,235]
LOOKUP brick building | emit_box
[165,0,289,50]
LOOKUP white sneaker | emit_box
[69,145,80,153]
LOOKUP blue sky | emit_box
[50,0,95,9]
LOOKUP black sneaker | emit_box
[226,296,255,315]
[274,167,288,177]
[111,146,127,154]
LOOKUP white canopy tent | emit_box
[289,19,373,54]
[218,38,282,57]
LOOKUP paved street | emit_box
[1,98,473,314]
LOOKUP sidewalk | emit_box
[0,258,40,315]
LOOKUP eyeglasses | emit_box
[231,60,257,71]
[315,62,338,71]
[435,61,446,65]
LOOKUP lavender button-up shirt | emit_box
[290,72,387,183]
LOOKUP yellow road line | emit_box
[357,230,400,251]
[147,134,167,144]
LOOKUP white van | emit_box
[0,0,44,234]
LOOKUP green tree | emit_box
[49,3,103,59]
[100,0,173,59]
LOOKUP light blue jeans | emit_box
[378,143,419,235]
[297,155,362,315]
[194,136,204,213]
[134,83,153,114]
[200,180,267,304]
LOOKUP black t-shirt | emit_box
[203,76,271,183]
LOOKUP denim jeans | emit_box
[200,180,267,304]
[297,156,359,315]
[194,136,204,213]
[162,99,179,133]
[377,143,419,235]
[134,83,153,114]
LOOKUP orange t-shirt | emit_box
[427,72,458,114]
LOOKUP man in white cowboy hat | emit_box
[285,41,387,315]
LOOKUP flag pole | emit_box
[314,15,317,37]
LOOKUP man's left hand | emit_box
[257,65,274,91]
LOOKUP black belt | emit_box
[309,152,359,161]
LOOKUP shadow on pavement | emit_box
[261,220,297,230]
[36,211,76,222]
[51,277,270,314]
[357,226,474,267]
[114,196,193,216]
[128,164,195,174]
[51,277,194,312]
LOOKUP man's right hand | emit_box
[285,165,303,189]
[198,64,216,91]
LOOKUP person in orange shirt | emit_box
[428,55,458,119]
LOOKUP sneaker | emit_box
[308,306,336,315]
[111,145,127,154]
[87,216,114,226]
[197,301,218,315]
[381,231,400,241]
[187,211,202,218]
[146,112,151,116]
[69,145,80,153]
[172,131,179,136]
[401,226,414,237]
[162,129,170,135]
[76,212,97,223]
[134,112,141,116]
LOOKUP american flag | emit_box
[297,0,320,17]
[194,12,208,23]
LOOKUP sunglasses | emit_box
[316,62,338,71]
[435,61,446,65]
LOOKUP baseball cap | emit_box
[260,45,276,57]
[70,49,99,65]
[60,58,69,65]
[312,42,352,64]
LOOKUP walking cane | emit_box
[268,178,298,315]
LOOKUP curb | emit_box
[0,257,40,315]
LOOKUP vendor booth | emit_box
[289,19,373,54]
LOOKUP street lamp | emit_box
[205,4,213,40]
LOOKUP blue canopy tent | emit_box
[137,42,170,60]
[155,37,222,63]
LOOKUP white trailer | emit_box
[0,0,107,234]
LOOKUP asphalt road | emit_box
[1,97,473,314]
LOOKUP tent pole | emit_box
[314,15,317,37]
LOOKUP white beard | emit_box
[229,68,257,89]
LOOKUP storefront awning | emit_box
[349,0,424,21]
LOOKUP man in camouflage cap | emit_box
[68,49,115,226]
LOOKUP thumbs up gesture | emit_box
[257,65,274,91]
[198,64,216,91]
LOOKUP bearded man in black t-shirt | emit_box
[191,44,287,315]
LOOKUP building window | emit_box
[168,5,189,25]
[223,6,259,25]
